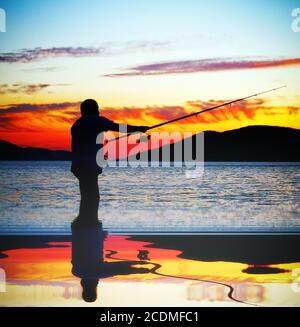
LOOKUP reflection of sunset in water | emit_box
[0,235,300,306]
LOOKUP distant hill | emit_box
[203,125,300,161]
[0,140,71,160]
[136,125,300,162]
[1,125,300,161]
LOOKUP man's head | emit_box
[80,99,99,117]
[81,278,99,302]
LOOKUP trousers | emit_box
[73,171,100,221]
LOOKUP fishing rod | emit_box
[106,85,286,143]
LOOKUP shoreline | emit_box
[1,233,300,264]
[1,230,300,236]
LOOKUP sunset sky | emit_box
[0,0,300,150]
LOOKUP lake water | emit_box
[0,161,299,234]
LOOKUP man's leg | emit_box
[78,173,99,222]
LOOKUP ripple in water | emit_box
[0,161,299,233]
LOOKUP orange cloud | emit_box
[0,99,299,150]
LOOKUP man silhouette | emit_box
[71,221,150,302]
[71,99,148,224]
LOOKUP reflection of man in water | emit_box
[71,99,148,224]
[71,222,150,302]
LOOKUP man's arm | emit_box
[101,116,149,133]
[127,124,149,133]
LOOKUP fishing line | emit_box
[105,249,262,307]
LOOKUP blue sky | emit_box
[0,0,300,150]
[0,0,300,107]
[0,0,299,57]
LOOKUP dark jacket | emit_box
[71,115,138,175]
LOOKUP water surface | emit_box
[0,161,299,234]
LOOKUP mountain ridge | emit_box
[1,125,300,161]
